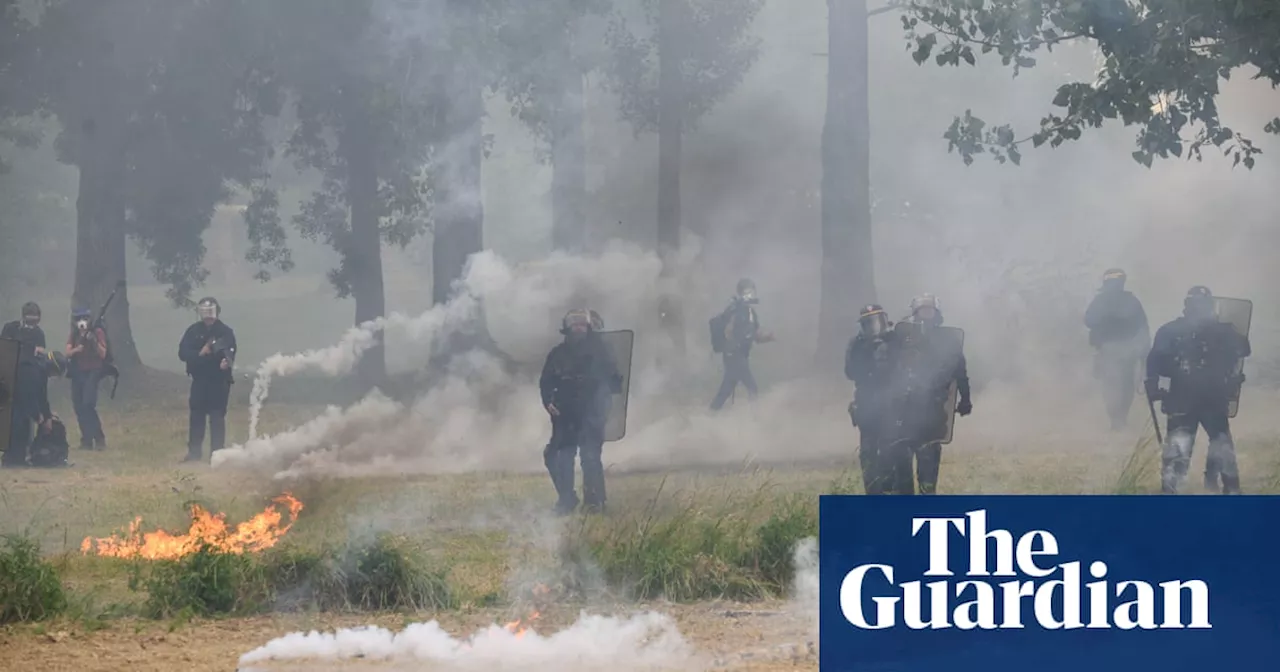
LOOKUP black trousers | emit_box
[188,376,232,458]
[1162,403,1239,494]
[710,353,757,410]
[858,418,892,495]
[544,414,606,511]
[4,399,35,466]
[70,369,105,445]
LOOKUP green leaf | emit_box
[961,46,975,66]
[912,33,938,65]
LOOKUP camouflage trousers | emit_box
[1162,407,1239,495]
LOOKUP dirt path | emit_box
[0,602,816,671]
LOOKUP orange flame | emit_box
[502,583,550,638]
[504,609,541,639]
[80,493,303,560]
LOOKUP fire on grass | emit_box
[501,583,552,639]
[80,493,304,560]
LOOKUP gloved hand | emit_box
[1144,379,1164,401]
[847,401,858,427]
[956,398,972,416]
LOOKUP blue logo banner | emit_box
[819,495,1280,671]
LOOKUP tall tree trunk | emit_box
[432,80,485,308]
[342,99,387,389]
[817,0,874,371]
[73,117,141,370]
[550,67,587,254]
[657,0,686,357]
[427,74,509,377]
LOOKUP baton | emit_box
[1147,396,1163,446]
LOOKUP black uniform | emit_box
[1084,288,1150,429]
[845,331,896,494]
[882,320,971,495]
[1146,315,1250,494]
[178,320,236,460]
[1,320,50,467]
[710,299,764,410]
[540,331,621,514]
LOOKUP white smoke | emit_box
[221,243,668,474]
[791,537,819,645]
[236,611,698,671]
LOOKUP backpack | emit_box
[709,310,730,354]
[29,416,70,468]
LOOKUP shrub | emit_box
[134,542,269,619]
[0,533,67,623]
[133,534,456,618]
[266,533,456,612]
[572,486,819,602]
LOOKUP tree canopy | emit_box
[902,0,1280,168]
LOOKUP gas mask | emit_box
[20,317,39,329]
[76,319,90,332]
[738,288,758,304]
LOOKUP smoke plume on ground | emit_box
[236,611,697,672]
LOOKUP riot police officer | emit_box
[883,294,972,495]
[2,302,51,467]
[845,304,895,494]
[178,297,237,463]
[540,308,622,515]
[1145,286,1250,494]
[1084,268,1150,430]
[709,278,774,411]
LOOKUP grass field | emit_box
[3,375,1280,671]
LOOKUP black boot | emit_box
[1221,475,1242,495]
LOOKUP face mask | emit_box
[198,306,217,321]
[76,320,90,331]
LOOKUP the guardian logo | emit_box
[840,509,1211,631]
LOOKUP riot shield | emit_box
[935,326,966,445]
[598,329,634,442]
[0,337,18,457]
[1213,297,1252,418]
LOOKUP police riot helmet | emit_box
[561,307,594,335]
[196,296,221,321]
[909,293,942,326]
[1102,268,1126,291]
[736,278,757,303]
[1184,286,1215,319]
[21,301,41,325]
[859,304,888,338]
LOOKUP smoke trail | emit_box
[237,611,696,671]
[245,292,481,440]
[225,244,668,472]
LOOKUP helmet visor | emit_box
[860,311,887,337]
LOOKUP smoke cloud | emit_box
[237,611,697,671]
